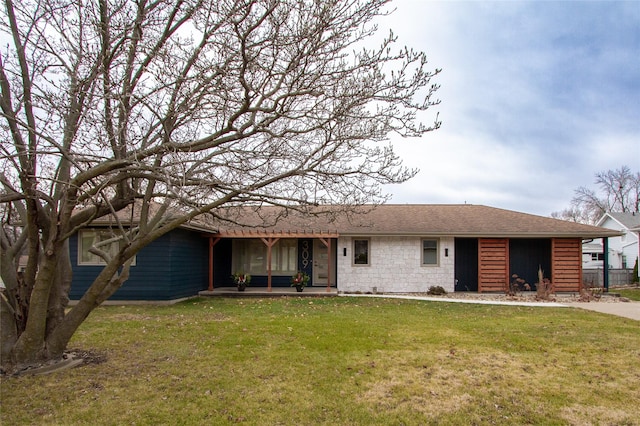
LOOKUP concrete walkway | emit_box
[340,294,640,321]
[339,293,567,307]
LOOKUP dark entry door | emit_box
[509,239,551,290]
[455,238,478,291]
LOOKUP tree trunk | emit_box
[0,294,18,369]
[11,242,60,366]
[44,261,122,357]
[46,240,72,337]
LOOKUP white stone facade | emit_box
[336,236,455,293]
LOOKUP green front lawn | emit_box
[2,297,639,425]
[616,287,640,301]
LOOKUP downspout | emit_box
[603,237,609,292]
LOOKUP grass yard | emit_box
[1,296,639,425]
[616,287,640,301]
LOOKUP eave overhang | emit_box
[214,230,339,238]
[339,231,624,239]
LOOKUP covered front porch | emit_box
[199,286,339,297]
[206,230,339,293]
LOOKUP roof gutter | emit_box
[339,231,624,238]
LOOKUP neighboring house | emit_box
[582,241,604,269]
[582,212,640,269]
[70,204,620,300]
[632,225,640,275]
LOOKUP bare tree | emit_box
[0,0,440,371]
[552,166,640,224]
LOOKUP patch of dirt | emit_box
[1,348,107,378]
[403,292,625,303]
[343,290,626,303]
[66,348,108,366]
[560,403,638,425]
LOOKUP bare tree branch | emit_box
[553,166,640,224]
[0,0,441,370]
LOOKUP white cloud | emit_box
[378,0,640,216]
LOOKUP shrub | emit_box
[579,281,603,301]
[535,266,554,301]
[427,286,447,295]
[508,274,530,296]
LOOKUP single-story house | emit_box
[70,204,621,300]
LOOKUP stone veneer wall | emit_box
[336,236,455,293]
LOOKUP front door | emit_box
[312,239,328,286]
[455,238,478,291]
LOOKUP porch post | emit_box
[208,237,221,291]
[327,238,332,292]
[261,237,279,292]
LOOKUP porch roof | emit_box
[214,230,339,238]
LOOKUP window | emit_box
[271,239,297,272]
[353,239,369,265]
[591,253,604,261]
[232,239,297,275]
[78,229,136,265]
[422,239,438,265]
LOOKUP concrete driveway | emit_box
[565,301,640,321]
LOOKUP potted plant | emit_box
[233,272,251,291]
[290,271,310,292]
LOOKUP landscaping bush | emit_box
[427,285,447,295]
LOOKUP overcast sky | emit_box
[379,0,640,216]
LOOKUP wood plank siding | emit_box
[551,238,582,292]
[478,238,509,292]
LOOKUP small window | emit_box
[422,239,438,265]
[78,229,136,266]
[353,239,369,265]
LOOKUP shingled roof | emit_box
[598,212,640,230]
[212,204,621,239]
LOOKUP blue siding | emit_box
[70,228,209,301]
[168,229,209,299]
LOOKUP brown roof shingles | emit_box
[213,204,621,239]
